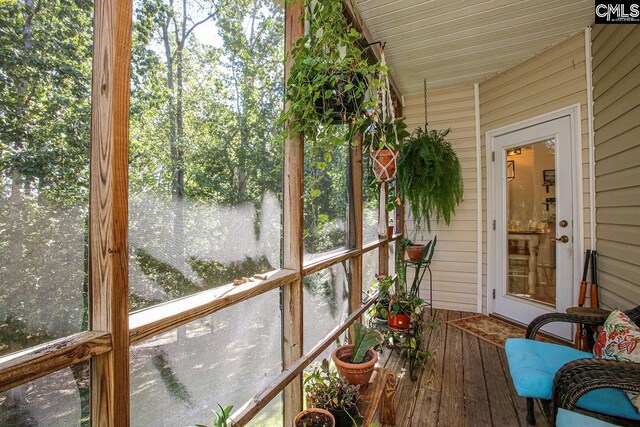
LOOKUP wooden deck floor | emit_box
[378,309,550,427]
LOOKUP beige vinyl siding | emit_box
[479,31,591,313]
[402,85,479,313]
[592,24,640,310]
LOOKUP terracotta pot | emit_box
[406,244,425,262]
[331,345,378,387]
[294,408,335,427]
[388,313,411,329]
[372,149,397,181]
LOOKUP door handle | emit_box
[551,235,569,243]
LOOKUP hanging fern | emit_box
[397,128,463,232]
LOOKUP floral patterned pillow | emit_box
[593,309,640,413]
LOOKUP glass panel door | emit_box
[493,115,575,339]
[506,139,556,307]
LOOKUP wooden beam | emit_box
[0,332,111,394]
[302,248,356,276]
[90,0,133,425]
[302,234,401,277]
[379,241,390,276]
[129,269,298,344]
[394,102,405,237]
[231,291,379,426]
[349,134,364,342]
[282,0,305,422]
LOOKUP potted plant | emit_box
[281,0,382,152]
[369,274,393,324]
[294,408,335,427]
[397,128,463,233]
[388,290,425,329]
[304,359,362,427]
[365,116,409,181]
[401,238,424,263]
[332,322,383,387]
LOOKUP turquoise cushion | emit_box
[577,387,640,421]
[505,338,640,421]
[505,338,593,399]
[556,409,618,426]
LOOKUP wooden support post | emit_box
[379,181,389,276]
[90,0,133,426]
[282,0,305,422]
[349,134,363,341]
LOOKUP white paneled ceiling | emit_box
[355,0,594,94]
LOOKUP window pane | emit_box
[128,0,284,312]
[130,289,282,426]
[303,263,350,354]
[362,249,379,292]
[246,392,282,427]
[304,136,349,262]
[0,0,93,356]
[0,362,90,426]
[363,152,379,243]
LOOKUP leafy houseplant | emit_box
[332,322,383,387]
[397,128,463,232]
[195,404,234,427]
[280,0,384,232]
[281,0,381,153]
[370,274,394,323]
[304,359,362,427]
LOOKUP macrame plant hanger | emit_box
[369,45,399,238]
[424,78,429,131]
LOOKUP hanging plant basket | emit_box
[371,148,398,182]
[314,72,365,124]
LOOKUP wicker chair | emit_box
[506,306,640,426]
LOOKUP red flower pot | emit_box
[388,313,411,329]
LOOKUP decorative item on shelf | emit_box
[397,80,463,233]
[507,160,515,182]
[332,322,383,387]
[543,169,555,193]
[294,408,336,427]
[304,359,362,427]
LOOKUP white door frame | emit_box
[486,104,584,325]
